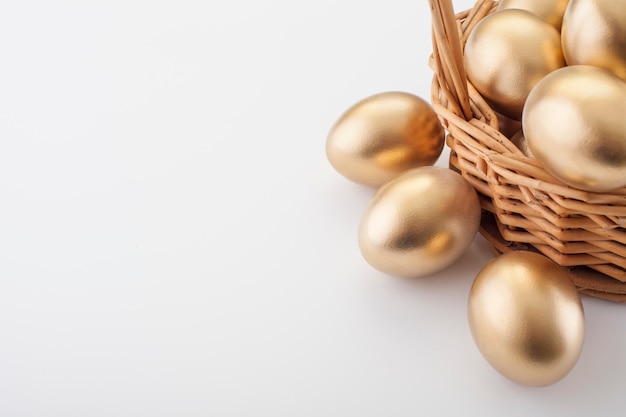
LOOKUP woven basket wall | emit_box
[429,0,626,302]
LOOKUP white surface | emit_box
[0,0,625,415]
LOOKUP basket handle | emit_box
[430,0,494,121]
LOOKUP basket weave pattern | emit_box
[429,0,626,301]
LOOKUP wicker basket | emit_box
[429,0,626,302]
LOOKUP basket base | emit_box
[480,211,626,302]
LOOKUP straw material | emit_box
[429,0,626,301]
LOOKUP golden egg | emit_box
[326,92,444,187]
[562,0,626,80]
[464,9,565,120]
[497,0,570,29]
[358,166,481,278]
[468,251,585,387]
[523,65,626,192]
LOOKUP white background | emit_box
[1,0,625,415]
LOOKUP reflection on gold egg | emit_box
[562,0,626,80]
[358,166,481,278]
[497,0,570,29]
[468,251,584,387]
[464,9,565,120]
[523,65,626,192]
[326,92,444,187]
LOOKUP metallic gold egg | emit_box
[358,166,481,278]
[562,0,626,80]
[497,0,570,29]
[464,9,565,120]
[326,92,444,187]
[468,251,585,387]
[523,65,626,192]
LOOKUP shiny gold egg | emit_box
[523,65,626,192]
[497,0,570,29]
[358,166,481,278]
[468,251,585,387]
[464,9,565,120]
[326,92,444,187]
[562,0,626,80]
